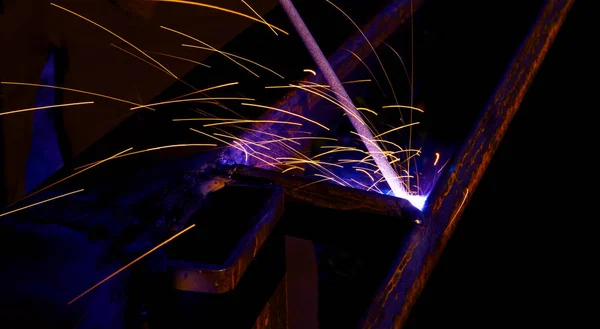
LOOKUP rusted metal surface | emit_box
[169,184,284,293]
[360,1,575,328]
[252,274,288,329]
[230,165,422,220]
[233,0,426,164]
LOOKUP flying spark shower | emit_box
[0,2,451,315]
[278,0,409,201]
[1,0,442,224]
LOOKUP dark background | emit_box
[405,1,587,327]
[1,0,588,326]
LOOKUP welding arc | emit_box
[278,0,408,199]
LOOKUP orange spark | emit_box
[150,0,288,34]
[145,50,211,68]
[68,224,196,305]
[110,44,199,92]
[110,44,168,74]
[281,166,305,173]
[232,140,249,162]
[130,97,253,110]
[381,41,411,88]
[326,0,398,104]
[382,104,424,112]
[182,44,285,79]
[50,3,177,79]
[203,120,302,127]
[161,26,259,77]
[1,82,152,110]
[277,158,344,169]
[289,84,366,125]
[170,82,239,101]
[342,48,384,93]
[449,188,470,225]
[258,136,337,144]
[437,159,451,174]
[74,144,217,170]
[342,79,372,85]
[241,103,329,130]
[372,122,421,139]
[11,148,132,208]
[0,101,94,117]
[241,0,278,35]
[313,173,347,187]
[235,128,302,145]
[0,189,84,218]
[213,133,271,150]
[190,128,280,169]
[355,168,374,181]
[293,178,333,191]
[356,107,378,116]
[312,146,364,160]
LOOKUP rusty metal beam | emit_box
[360,1,575,328]
[229,165,421,220]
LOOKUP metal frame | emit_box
[360,1,575,327]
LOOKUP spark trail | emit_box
[68,224,197,305]
[2,1,432,213]
[278,0,409,200]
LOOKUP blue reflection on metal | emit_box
[25,52,64,193]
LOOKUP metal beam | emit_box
[360,1,575,328]
[230,165,421,220]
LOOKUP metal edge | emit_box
[360,1,575,327]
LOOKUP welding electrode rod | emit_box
[278,0,407,198]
